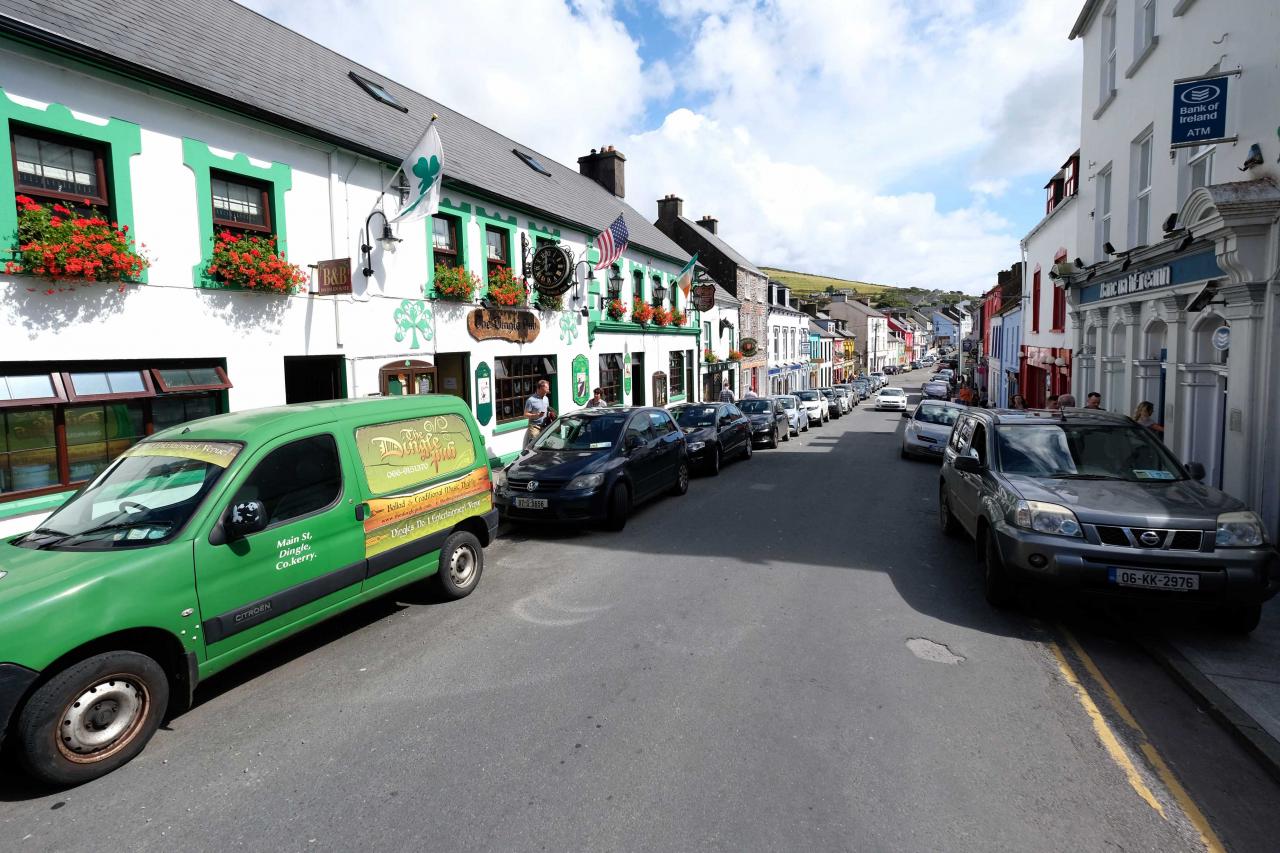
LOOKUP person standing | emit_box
[1010,394,1027,410]
[523,379,555,449]
[1086,392,1103,409]
[1134,401,1164,436]
[586,387,606,408]
[719,382,735,402]
[1058,394,1077,407]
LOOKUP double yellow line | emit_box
[1048,626,1226,853]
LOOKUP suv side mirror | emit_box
[1184,461,1206,481]
[953,455,982,474]
[225,499,268,540]
[623,433,642,453]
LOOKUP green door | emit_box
[194,431,367,660]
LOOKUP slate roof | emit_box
[0,0,689,262]
[679,216,763,276]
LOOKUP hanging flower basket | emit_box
[606,298,627,321]
[632,298,654,324]
[6,196,149,284]
[535,290,563,311]
[487,266,528,306]
[207,231,308,293]
[670,309,687,327]
[728,350,744,361]
[433,263,479,301]
[703,349,719,364]
[653,306,673,327]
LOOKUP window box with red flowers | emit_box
[728,350,744,362]
[606,298,627,321]
[703,349,719,364]
[433,262,479,301]
[205,230,307,293]
[670,309,687,327]
[631,298,654,325]
[487,266,528,306]
[652,306,673,327]
[6,196,149,285]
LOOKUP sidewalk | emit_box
[1140,604,1280,783]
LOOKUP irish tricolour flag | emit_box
[676,253,698,299]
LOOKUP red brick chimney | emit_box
[578,145,626,198]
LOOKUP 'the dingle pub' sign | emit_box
[467,307,540,344]
[315,258,353,296]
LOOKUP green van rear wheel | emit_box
[436,530,484,599]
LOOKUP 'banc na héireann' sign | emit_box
[1171,73,1232,147]
[1077,250,1221,305]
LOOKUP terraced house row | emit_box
[0,0,805,535]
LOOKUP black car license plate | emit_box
[1107,567,1199,591]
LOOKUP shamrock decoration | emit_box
[559,311,580,344]
[394,299,433,348]
[399,154,441,218]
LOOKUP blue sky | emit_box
[245,0,1083,292]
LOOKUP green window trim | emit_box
[476,206,516,298]
[492,418,530,435]
[182,137,292,289]
[0,89,143,279]
[669,393,687,403]
[426,198,472,298]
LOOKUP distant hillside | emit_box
[761,267,895,297]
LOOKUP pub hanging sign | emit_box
[690,271,717,312]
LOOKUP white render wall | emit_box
[1022,194,1079,353]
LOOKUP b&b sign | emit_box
[315,258,353,296]
[1171,74,1231,148]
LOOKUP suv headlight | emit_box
[1215,511,1267,548]
[1013,500,1083,538]
[687,440,706,452]
[566,472,605,491]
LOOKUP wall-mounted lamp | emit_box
[1102,241,1117,256]
[361,209,402,277]
[607,266,623,297]
[652,279,668,305]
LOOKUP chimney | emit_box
[697,215,718,235]
[829,292,849,303]
[656,193,683,222]
[801,302,818,317]
[578,145,626,197]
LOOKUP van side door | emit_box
[193,432,367,661]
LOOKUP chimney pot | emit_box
[656,193,683,221]
[578,146,626,197]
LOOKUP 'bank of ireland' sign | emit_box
[1099,266,1171,300]
[1171,73,1232,147]
[1077,249,1222,305]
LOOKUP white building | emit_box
[766,282,809,393]
[1065,0,1280,538]
[0,0,702,535]
[825,293,889,372]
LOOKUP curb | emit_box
[1134,632,1280,786]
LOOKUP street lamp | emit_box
[361,209,402,277]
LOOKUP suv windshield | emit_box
[19,440,242,550]
[739,400,772,414]
[915,404,959,425]
[673,405,718,428]
[534,413,626,451]
[796,391,820,402]
[996,424,1186,481]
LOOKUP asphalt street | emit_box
[3,368,1278,852]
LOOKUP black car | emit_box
[737,397,790,448]
[498,407,689,531]
[819,388,842,419]
[850,380,871,400]
[670,402,752,474]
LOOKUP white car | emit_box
[777,394,810,435]
[874,386,908,411]
[869,372,886,389]
[794,389,827,425]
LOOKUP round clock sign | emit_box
[530,243,574,295]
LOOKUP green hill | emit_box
[760,267,896,298]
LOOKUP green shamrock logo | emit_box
[394,299,433,348]
[400,155,441,217]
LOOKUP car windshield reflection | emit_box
[673,405,719,428]
[996,424,1186,481]
[915,404,959,426]
[533,413,626,451]
[739,400,772,414]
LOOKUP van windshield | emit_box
[19,440,242,550]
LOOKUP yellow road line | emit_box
[1059,626,1226,853]
[1048,639,1167,818]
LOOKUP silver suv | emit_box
[938,408,1278,632]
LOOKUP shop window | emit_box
[11,126,109,216]
[485,225,509,280]
[495,355,555,424]
[211,170,272,239]
[152,366,232,393]
[0,372,66,407]
[599,354,624,405]
[669,351,686,396]
[151,394,218,432]
[64,369,154,402]
[432,214,461,268]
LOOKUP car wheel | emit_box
[436,530,484,599]
[742,438,753,460]
[603,483,630,531]
[1214,603,1262,634]
[938,486,961,537]
[707,445,721,476]
[768,427,778,448]
[670,460,690,496]
[982,529,1016,609]
[16,650,169,787]
[784,427,791,442]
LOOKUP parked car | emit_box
[670,402,752,475]
[869,372,886,389]
[738,397,791,447]
[833,385,858,409]
[850,379,871,400]
[909,360,922,370]
[819,388,843,419]
[874,386,908,411]
[501,407,689,531]
[938,408,1280,629]
[901,400,963,459]
[0,396,499,786]
[777,394,810,435]
[795,389,828,425]
[922,379,951,400]
[822,387,849,415]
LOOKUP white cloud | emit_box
[240,0,1082,293]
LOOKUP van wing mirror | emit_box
[901,409,912,419]
[953,455,983,474]
[225,499,268,540]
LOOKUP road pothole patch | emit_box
[906,638,965,664]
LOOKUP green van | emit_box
[0,396,497,785]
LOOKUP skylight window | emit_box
[349,71,408,113]
[513,149,551,176]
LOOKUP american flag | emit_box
[594,214,629,269]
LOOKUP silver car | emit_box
[777,394,810,435]
[901,400,962,459]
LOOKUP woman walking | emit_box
[1133,401,1164,436]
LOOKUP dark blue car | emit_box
[497,407,689,531]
